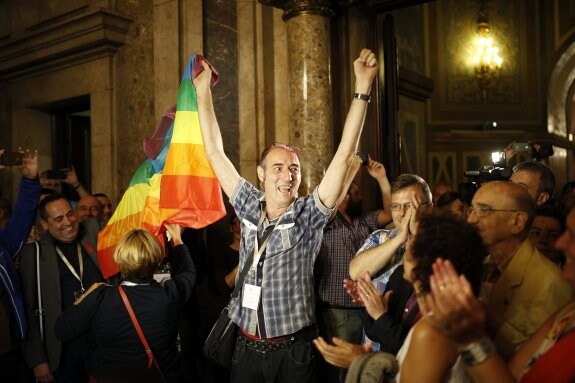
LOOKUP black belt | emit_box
[238,325,317,354]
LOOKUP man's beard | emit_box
[346,200,362,219]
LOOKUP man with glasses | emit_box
[467,181,571,359]
[76,195,103,224]
[193,49,378,383]
[337,174,432,354]
[349,174,432,286]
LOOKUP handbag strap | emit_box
[230,243,255,299]
[117,285,158,370]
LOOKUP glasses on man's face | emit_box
[466,205,519,217]
[390,202,430,212]
[390,203,412,212]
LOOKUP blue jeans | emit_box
[231,326,318,383]
[316,307,363,383]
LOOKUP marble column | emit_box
[259,0,338,195]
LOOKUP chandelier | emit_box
[471,1,502,102]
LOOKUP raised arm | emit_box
[365,157,392,226]
[1,149,41,257]
[64,166,89,198]
[333,155,362,209]
[193,59,241,197]
[317,49,378,209]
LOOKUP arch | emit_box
[547,40,575,137]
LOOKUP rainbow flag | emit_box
[97,54,226,278]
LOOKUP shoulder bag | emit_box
[203,209,280,369]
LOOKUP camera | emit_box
[356,152,369,166]
[45,169,68,179]
[511,142,554,160]
[460,151,513,205]
[0,152,24,166]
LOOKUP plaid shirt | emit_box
[355,228,406,351]
[355,228,405,292]
[229,178,332,338]
[315,211,381,307]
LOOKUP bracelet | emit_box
[460,336,495,366]
[353,92,371,103]
[73,183,81,190]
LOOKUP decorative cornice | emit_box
[398,67,434,101]
[0,9,132,81]
[259,0,354,21]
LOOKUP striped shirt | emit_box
[229,178,333,338]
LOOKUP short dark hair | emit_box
[391,174,432,204]
[93,193,109,199]
[259,142,301,166]
[436,191,461,209]
[38,193,68,220]
[410,214,487,296]
[513,161,556,198]
[535,204,565,231]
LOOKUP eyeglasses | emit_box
[466,206,519,217]
[260,142,302,163]
[390,202,430,211]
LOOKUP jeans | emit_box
[316,307,363,383]
[230,326,318,383]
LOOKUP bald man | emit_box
[467,181,571,359]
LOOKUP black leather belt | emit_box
[238,325,317,354]
[243,337,294,353]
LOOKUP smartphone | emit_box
[0,152,24,166]
[45,169,67,179]
[356,152,369,166]
[512,142,531,152]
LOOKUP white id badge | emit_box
[242,284,261,310]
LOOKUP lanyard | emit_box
[55,244,85,293]
[251,203,292,270]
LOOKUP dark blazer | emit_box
[362,265,419,355]
[19,219,100,371]
[55,244,195,383]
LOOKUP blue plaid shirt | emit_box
[229,178,333,338]
[354,228,405,351]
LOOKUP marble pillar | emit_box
[259,0,337,195]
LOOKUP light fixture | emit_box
[470,0,502,102]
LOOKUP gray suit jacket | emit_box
[19,219,101,371]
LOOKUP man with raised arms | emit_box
[193,49,378,383]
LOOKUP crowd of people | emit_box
[0,47,574,383]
